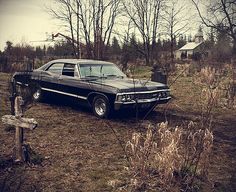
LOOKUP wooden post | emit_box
[14,96,24,162]
[10,80,16,115]
[2,96,37,163]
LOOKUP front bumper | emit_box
[114,97,171,110]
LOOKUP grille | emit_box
[135,91,167,99]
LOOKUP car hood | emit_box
[91,78,169,92]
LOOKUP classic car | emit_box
[13,59,171,118]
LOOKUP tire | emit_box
[92,95,110,118]
[30,84,43,102]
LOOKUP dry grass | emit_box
[0,68,236,191]
[125,64,234,191]
[195,66,235,109]
[125,122,213,191]
[166,64,235,116]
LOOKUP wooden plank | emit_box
[15,126,23,162]
[2,96,38,162]
[2,115,37,130]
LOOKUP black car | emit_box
[13,59,171,118]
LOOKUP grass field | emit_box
[0,70,236,191]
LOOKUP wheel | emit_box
[92,95,110,118]
[30,84,43,102]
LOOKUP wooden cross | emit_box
[1,96,37,162]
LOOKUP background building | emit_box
[176,27,205,60]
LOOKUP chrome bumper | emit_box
[114,97,171,110]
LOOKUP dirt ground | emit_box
[0,72,236,192]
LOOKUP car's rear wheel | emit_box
[92,95,110,118]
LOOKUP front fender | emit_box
[87,92,116,107]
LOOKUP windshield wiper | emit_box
[84,75,100,78]
[85,75,107,79]
[106,74,124,78]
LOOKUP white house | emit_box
[176,28,205,59]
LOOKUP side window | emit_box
[47,63,64,75]
[62,63,75,77]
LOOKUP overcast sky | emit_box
[0,0,60,51]
[0,0,200,52]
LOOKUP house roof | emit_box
[179,42,202,51]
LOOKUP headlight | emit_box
[160,91,170,98]
[126,94,132,101]
[116,95,126,102]
[117,94,134,102]
[121,95,127,102]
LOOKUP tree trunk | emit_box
[86,43,93,59]
[171,36,174,71]
[77,2,81,59]
[232,41,236,95]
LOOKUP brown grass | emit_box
[125,121,214,191]
[0,68,236,191]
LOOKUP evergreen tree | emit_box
[156,38,162,52]
[178,35,186,48]
[4,41,13,56]
[35,46,44,60]
[43,45,46,56]
[129,33,139,60]
[47,46,55,56]
[110,37,121,55]
[214,26,232,62]
[162,39,171,51]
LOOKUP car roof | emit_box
[49,59,114,65]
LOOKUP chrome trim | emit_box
[115,96,171,105]
[116,89,170,95]
[16,82,29,87]
[77,64,82,79]
[41,87,87,100]
[75,64,80,78]
[16,81,22,85]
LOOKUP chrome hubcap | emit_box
[33,89,41,100]
[94,98,106,116]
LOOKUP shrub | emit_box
[126,122,213,191]
[194,65,235,109]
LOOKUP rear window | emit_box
[62,63,75,77]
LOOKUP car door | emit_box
[57,63,88,100]
[40,62,63,92]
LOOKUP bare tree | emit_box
[75,0,94,58]
[191,0,236,98]
[90,0,121,59]
[162,0,189,66]
[49,0,78,57]
[122,0,165,65]
[191,0,236,55]
[48,0,121,59]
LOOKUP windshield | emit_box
[79,63,126,78]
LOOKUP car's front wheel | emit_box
[92,95,110,118]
